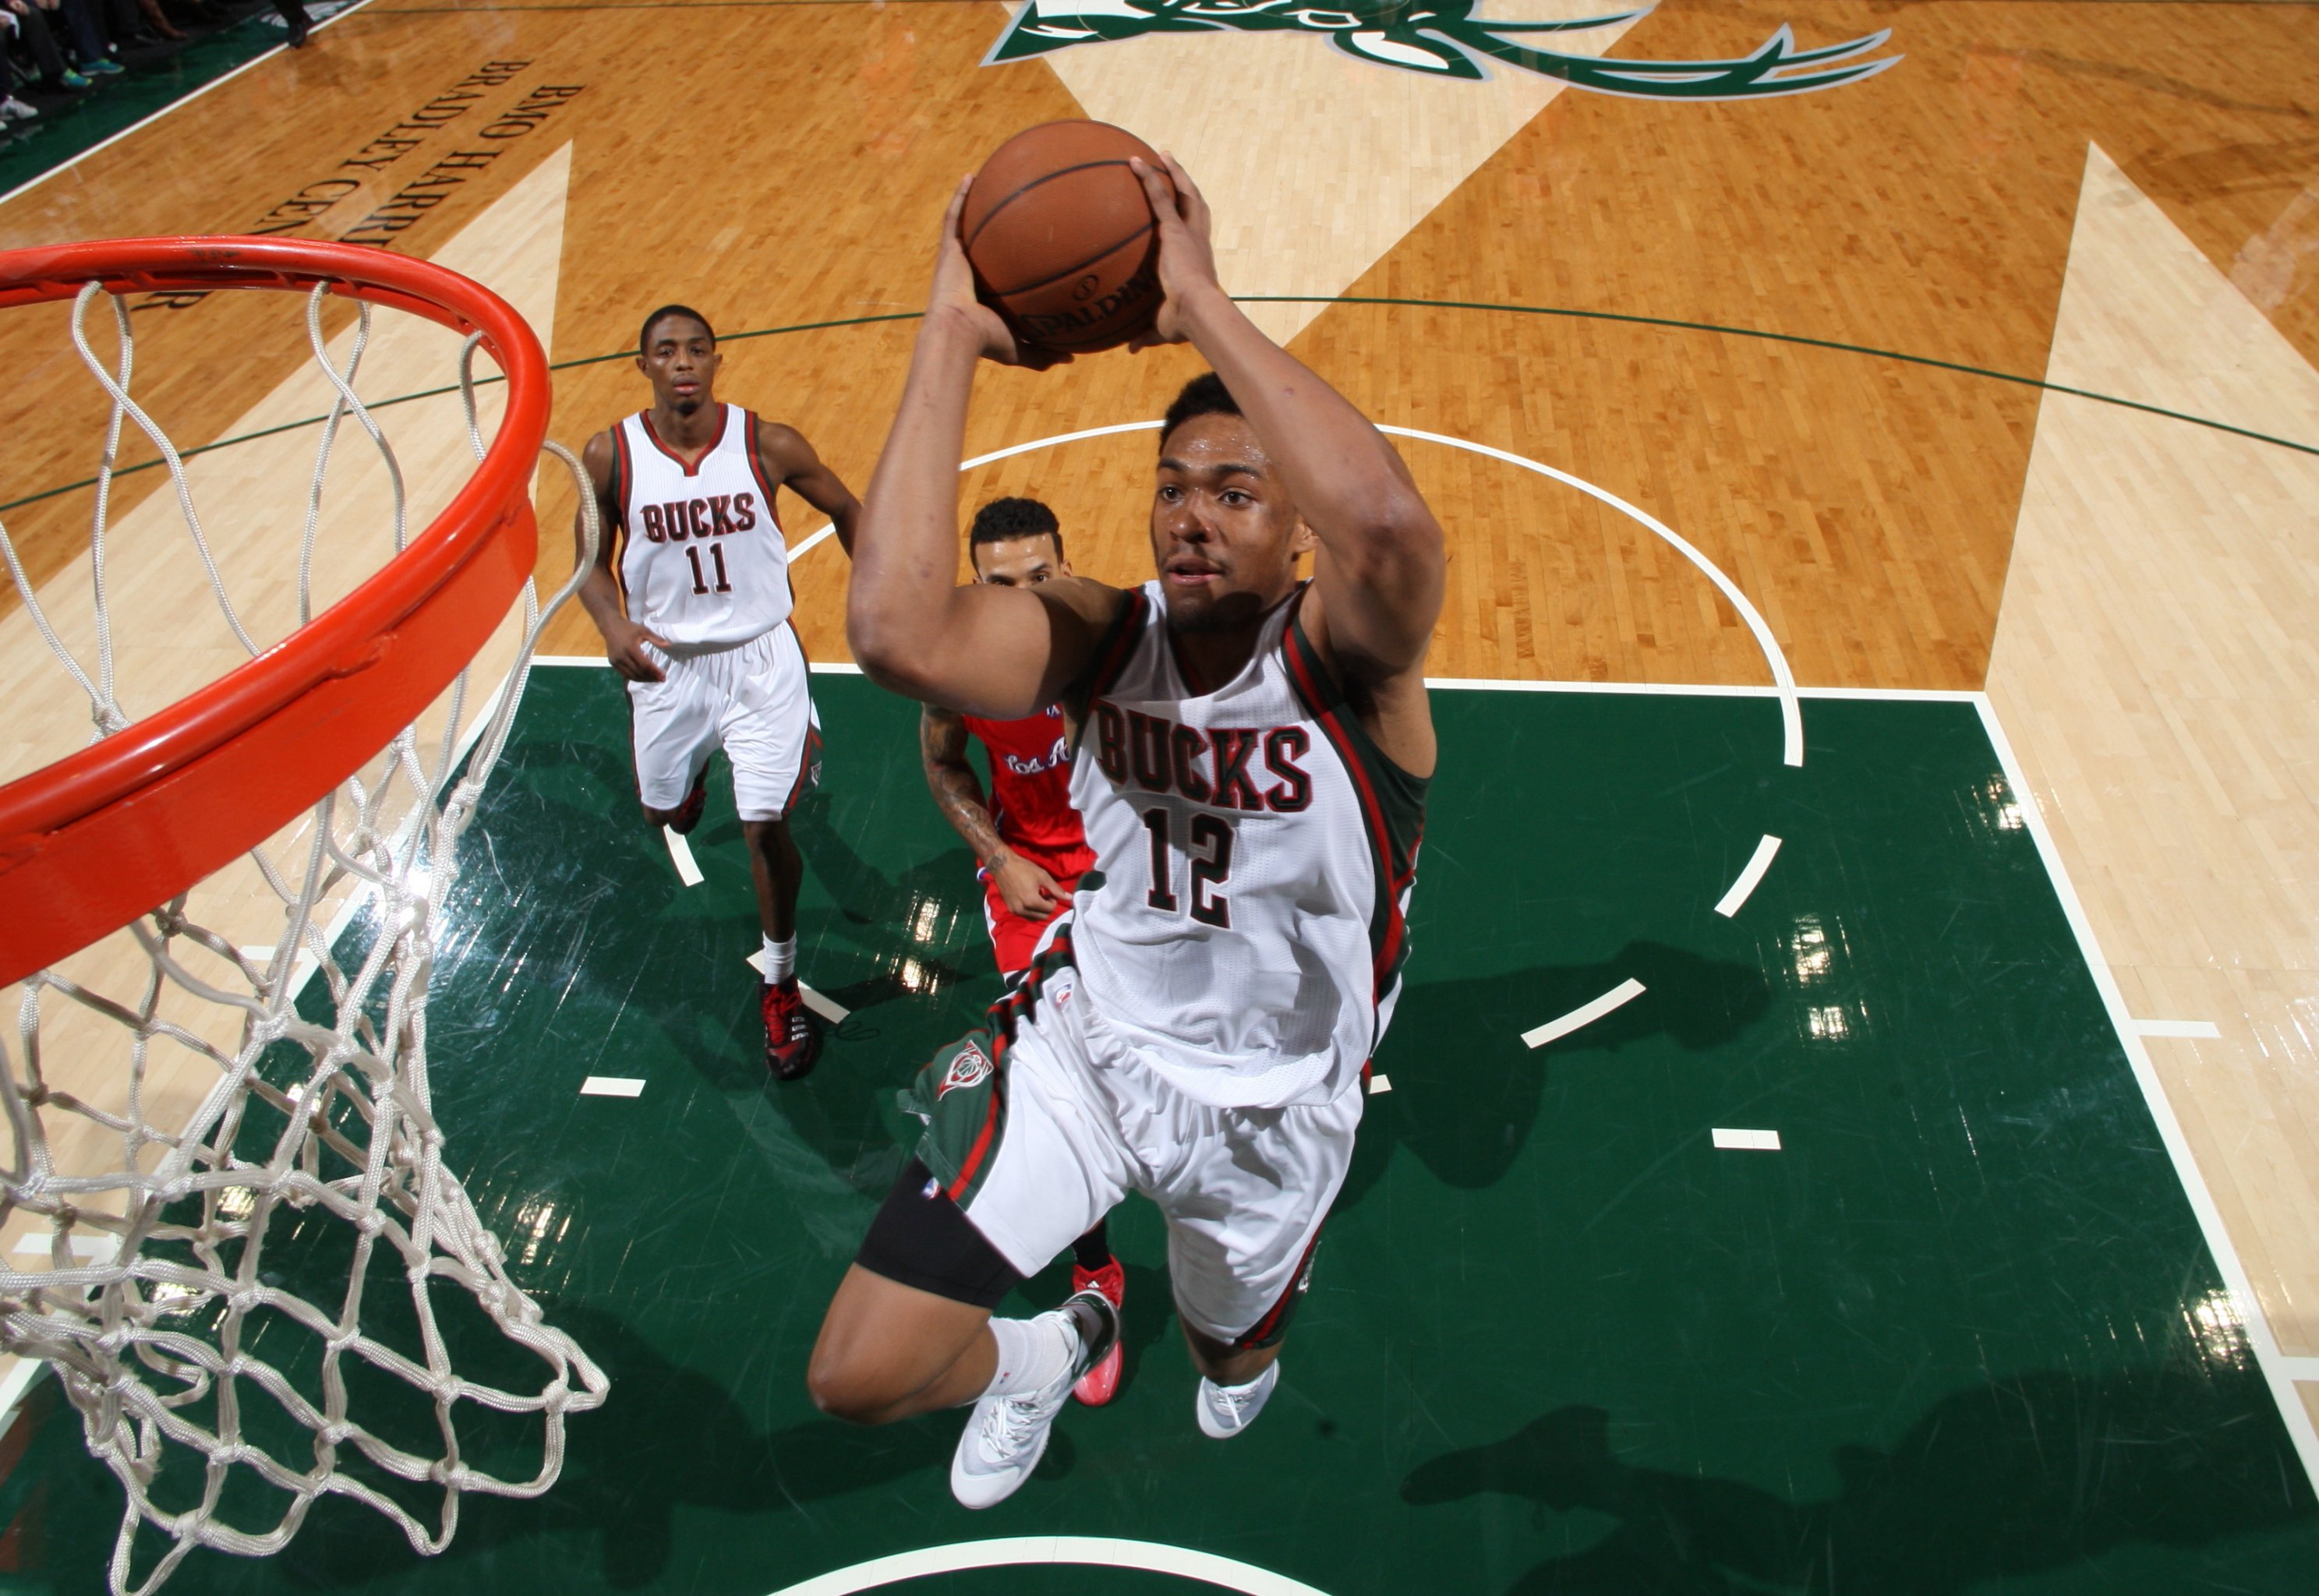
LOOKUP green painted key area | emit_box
[11,668,2313,1594]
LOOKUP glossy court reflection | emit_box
[4,0,2319,1584]
[14,673,2310,1594]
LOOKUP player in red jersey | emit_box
[918,496,1122,1406]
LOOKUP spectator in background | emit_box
[5,0,92,90]
[0,0,314,135]
[49,0,127,76]
[136,0,183,41]
[0,10,44,124]
[1,0,309,115]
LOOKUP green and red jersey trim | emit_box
[744,409,790,540]
[907,920,1079,1208]
[1280,599,1428,1023]
[1067,587,1151,759]
[606,422,635,602]
[1235,1217,1327,1350]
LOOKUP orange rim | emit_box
[0,237,550,987]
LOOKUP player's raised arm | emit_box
[847,178,1124,719]
[1129,154,1444,750]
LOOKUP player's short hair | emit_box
[1159,372,1240,451]
[969,496,1064,560]
[638,304,715,357]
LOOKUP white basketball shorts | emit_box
[627,623,819,823]
[901,922,1362,1347]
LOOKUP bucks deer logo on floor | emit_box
[986,1,1898,96]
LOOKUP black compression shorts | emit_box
[855,1157,1023,1310]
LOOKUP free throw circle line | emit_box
[783,421,1169,566]
[785,419,1803,768]
[762,1534,1336,1596]
[1713,833,1784,918]
[1376,425,1804,768]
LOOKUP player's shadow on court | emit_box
[786,790,989,1009]
[1399,1365,2317,1594]
[1340,940,1771,1214]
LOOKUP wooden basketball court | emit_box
[2,1,2317,1589]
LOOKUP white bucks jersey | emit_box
[1068,581,1427,1110]
[611,404,793,648]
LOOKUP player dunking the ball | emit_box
[810,153,1443,1506]
[576,305,863,1079]
[920,494,1121,1407]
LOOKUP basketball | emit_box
[962,120,1169,355]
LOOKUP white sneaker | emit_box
[1196,1361,1280,1439]
[950,1290,1119,1509]
[0,97,39,121]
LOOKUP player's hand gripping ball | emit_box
[962,120,1172,355]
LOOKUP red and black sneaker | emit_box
[1069,1257,1126,1406]
[762,979,818,1081]
[666,763,711,835]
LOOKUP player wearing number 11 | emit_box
[574,305,863,1080]
[809,152,1443,1509]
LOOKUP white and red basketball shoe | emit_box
[1069,1258,1126,1405]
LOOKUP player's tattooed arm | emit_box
[849,177,1128,718]
[921,708,1069,920]
[921,707,1008,863]
[755,421,863,556]
[574,430,670,683]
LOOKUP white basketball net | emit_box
[0,281,609,1594]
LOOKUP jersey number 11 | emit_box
[685,545,733,595]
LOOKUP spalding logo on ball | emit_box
[963,120,1172,355]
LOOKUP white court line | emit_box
[579,1076,645,1097]
[1423,677,1978,703]
[663,827,705,886]
[1368,1072,1393,1094]
[12,1235,117,1259]
[787,521,838,561]
[0,1358,43,1435]
[0,0,386,210]
[784,422,1170,570]
[1974,694,2319,1490]
[568,659,1953,704]
[2133,1018,2222,1040]
[1380,426,1804,767]
[1522,978,1646,1049]
[742,951,851,1022]
[762,1535,1335,1596]
[607,658,1957,705]
[800,984,850,1024]
[1713,835,1783,918]
[779,422,1807,770]
[1711,1128,1782,1151]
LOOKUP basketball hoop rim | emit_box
[0,236,552,987]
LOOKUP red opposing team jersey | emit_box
[963,704,1095,877]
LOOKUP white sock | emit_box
[764,934,795,985]
[983,1312,1076,1398]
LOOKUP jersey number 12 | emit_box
[1141,807,1232,928]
